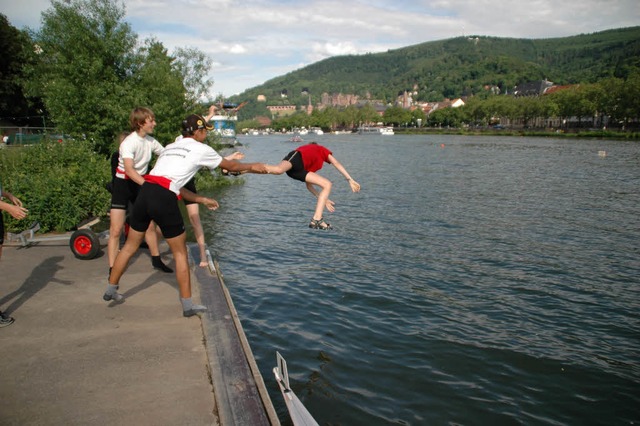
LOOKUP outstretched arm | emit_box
[205,105,218,122]
[219,158,267,174]
[327,154,360,192]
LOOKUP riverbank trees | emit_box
[6,0,212,155]
[263,72,639,133]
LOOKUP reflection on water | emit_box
[200,135,640,425]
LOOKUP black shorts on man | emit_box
[110,177,140,210]
[129,182,185,239]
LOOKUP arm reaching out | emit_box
[219,158,268,174]
[205,105,218,121]
[327,154,360,192]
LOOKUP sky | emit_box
[2,0,639,100]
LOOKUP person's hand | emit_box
[7,194,23,207]
[7,204,28,220]
[199,260,208,268]
[201,197,219,210]
[325,199,335,213]
[348,179,361,193]
[251,163,269,174]
[227,151,245,161]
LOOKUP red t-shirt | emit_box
[296,144,332,172]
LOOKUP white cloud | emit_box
[2,0,639,98]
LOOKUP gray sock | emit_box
[103,283,124,302]
[106,284,120,295]
[181,297,194,311]
[181,298,206,311]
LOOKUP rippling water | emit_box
[198,134,639,425]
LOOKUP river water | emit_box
[197,134,639,425]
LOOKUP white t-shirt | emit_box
[116,132,164,179]
[148,137,223,195]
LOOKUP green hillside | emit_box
[229,26,640,117]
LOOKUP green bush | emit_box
[0,134,245,234]
[0,141,111,233]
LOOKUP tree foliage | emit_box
[174,47,214,111]
[21,0,212,154]
[0,13,41,123]
[230,27,640,110]
[132,38,187,144]
[23,0,138,153]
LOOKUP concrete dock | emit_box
[0,237,278,425]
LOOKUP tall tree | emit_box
[133,38,187,144]
[0,14,40,125]
[23,0,138,153]
[22,0,214,154]
[173,47,213,111]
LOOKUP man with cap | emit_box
[103,114,268,317]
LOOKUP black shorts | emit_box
[183,178,197,206]
[111,177,140,210]
[129,182,185,239]
[284,150,308,182]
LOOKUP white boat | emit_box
[357,126,394,135]
[273,352,319,426]
[309,127,324,135]
[209,102,247,145]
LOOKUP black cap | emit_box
[182,114,214,133]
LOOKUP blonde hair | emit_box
[129,107,155,131]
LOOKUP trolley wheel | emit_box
[70,229,100,260]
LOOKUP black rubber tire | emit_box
[69,229,101,260]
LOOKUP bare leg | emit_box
[109,228,145,285]
[146,221,173,272]
[164,233,191,298]
[145,221,160,256]
[305,172,332,221]
[186,203,208,267]
[107,208,127,268]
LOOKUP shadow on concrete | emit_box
[0,255,71,315]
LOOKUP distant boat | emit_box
[357,126,394,135]
[289,135,304,143]
[209,101,247,146]
[309,127,324,135]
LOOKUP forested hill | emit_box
[229,26,640,109]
